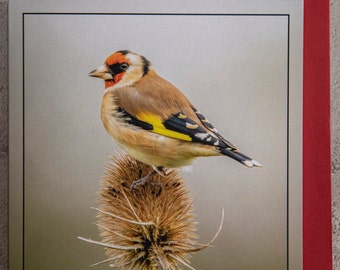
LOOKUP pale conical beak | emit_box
[89,64,113,80]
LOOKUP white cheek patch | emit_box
[127,54,140,64]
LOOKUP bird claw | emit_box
[130,170,163,196]
[130,174,151,191]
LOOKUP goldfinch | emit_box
[89,50,261,186]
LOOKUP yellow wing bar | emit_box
[136,112,192,142]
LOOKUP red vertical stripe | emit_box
[303,0,332,269]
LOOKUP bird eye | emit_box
[120,63,129,70]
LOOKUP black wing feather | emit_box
[163,112,228,148]
[117,108,153,130]
[191,106,237,150]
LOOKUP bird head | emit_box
[89,50,152,90]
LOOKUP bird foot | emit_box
[130,169,163,195]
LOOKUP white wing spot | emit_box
[178,113,187,119]
[214,140,220,146]
[195,133,210,140]
[186,123,199,129]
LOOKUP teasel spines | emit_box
[93,153,198,269]
[78,153,223,269]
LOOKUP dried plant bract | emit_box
[78,153,223,269]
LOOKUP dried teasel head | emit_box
[78,153,223,269]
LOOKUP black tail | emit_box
[219,148,262,168]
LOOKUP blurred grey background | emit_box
[0,1,339,270]
[22,13,290,270]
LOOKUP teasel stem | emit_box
[78,153,224,269]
